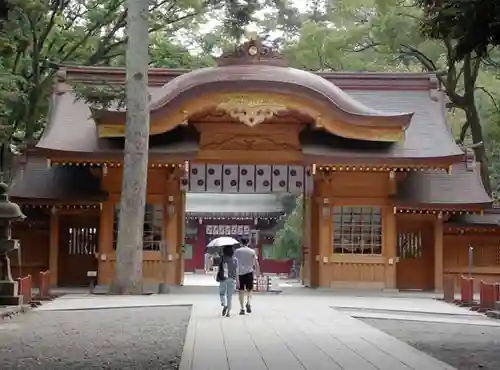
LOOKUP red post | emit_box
[479,281,499,311]
[16,274,33,305]
[38,270,52,300]
[460,275,474,305]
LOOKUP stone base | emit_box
[0,280,18,296]
[94,283,160,295]
[0,295,22,306]
[0,281,22,305]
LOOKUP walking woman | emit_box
[217,245,238,317]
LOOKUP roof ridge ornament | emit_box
[216,36,288,67]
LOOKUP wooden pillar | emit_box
[176,191,186,285]
[49,207,59,286]
[316,197,332,288]
[98,201,114,285]
[164,168,182,286]
[164,194,178,285]
[302,195,312,287]
[383,207,397,290]
[434,216,444,292]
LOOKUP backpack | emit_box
[215,258,226,282]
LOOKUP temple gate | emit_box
[8,37,496,291]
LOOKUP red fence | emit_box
[17,274,33,305]
[448,276,500,313]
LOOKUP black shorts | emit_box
[238,272,254,291]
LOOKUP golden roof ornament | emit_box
[216,35,288,67]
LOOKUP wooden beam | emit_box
[434,217,444,292]
[383,207,397,290]
[49,208,59,286]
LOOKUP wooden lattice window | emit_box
[113,204,164,251]
[333,207,382,254]
[397,232,422,259]
[68,227,98,255]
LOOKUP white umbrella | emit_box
[207,236,239,248]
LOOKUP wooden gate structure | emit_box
[8,37,500,291]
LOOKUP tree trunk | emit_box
[467,104,492,195]
[110,0,150,295]
[461,55,491,195]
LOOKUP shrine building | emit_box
[184,193,289,274]
[8,38,500,291]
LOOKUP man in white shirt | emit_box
[234,237,260,315]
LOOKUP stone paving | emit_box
[35,292,478,370]
[180,297,459,370]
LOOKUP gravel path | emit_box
[361,318,500,370]
[0,305,192,370]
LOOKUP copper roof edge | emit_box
[59,64,441,79]
[58,64,439,90]
[86,74,415,133]
[392,200,493,209]
[301,153,464,166]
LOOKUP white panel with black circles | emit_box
[288,166,304,194]
[187,163,314,194]
[255,165,272,193]
[206,164,222,192]
[222,165,239,192]
[271,165,288,192]
[239,165,256,193]
[189,163,206,192]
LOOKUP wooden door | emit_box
[58,214,99,287]
[396,220,434,291]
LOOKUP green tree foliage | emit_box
[416,0,500,59]
[277,0,498,193]
[273,195,303,261]
[0,0,221,167]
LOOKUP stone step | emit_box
[485,310,500,320]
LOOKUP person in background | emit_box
[204,248,212,273]
[217,245,239,317]
[234,236,260,315]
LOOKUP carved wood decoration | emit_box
[197,123,301,150]
[187,163,313,194]
[216,93,288,127]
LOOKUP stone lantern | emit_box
[0,182,26,305]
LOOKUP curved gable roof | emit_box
[91,39,413,142]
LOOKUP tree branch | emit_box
[459,121,470,143]
[476,86,500,113]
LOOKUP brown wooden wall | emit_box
[11,213,50,287]
[98,167,183,286]
[444,231,500,289]
[316,172,395,289]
